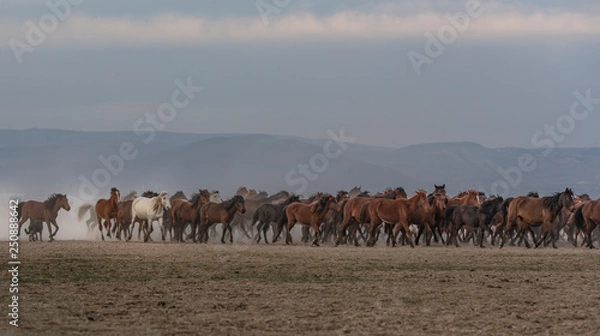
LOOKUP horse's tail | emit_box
[446,206,457,221]
[16,202,23,221]
[252,210,260,227]
[78,203,93,221]
[358,202,371,223]
[572,205,585,230]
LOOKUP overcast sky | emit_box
[1,0,599,148]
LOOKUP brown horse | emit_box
[448,190,480,206]
[95,187,121,241]
[572,198,600,248]
[171,190,211,242]
[501,188,575,249]
[284,194,341,246]
[365,190,430,247]
[17,193,71,241]
[196,195,246,244]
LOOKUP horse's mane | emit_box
[170,191,187,201]
[44,194,64,210]
[307,192,324,202]
[222,195,244,210]
[121,191,138,202]
[336,190,349,201]
[542,192,563,213]
[311,194,332,213]
[282,195,300,207]
[480,197,502,213]
[151,192,168,212]
[142,190,158,198]
[357,191,371,197]
[190,190,210,208]
[527,191,539,198]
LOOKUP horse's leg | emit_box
[97,215,105,241]
[285,218,296,245]
[229,221,234,244]
[312,223,321,247]
[50,220,59,240]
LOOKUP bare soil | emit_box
[2,241,600,335]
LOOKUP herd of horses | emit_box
[14,185,600,249]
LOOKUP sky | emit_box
[1,0,599,148]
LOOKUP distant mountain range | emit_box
[1,128,599,201]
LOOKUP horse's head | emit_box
[414,190,430,209]
[110,187,121,202]
[59,194,71,211]
[197,189,211,203]
[233,195,246,214]
[433,184,447,196]
[431,193,448,211]
[326,195,342,212]
[210,191,222,203]
[336,190,349,202]
[159,192,171,210]
[562,188,576,211]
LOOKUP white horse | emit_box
[130,192,171,242]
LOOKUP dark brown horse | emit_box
[284,194,341,246]
[364,190,430,247]
[17,193,71,241]
[501,188,575,249]
[95,188,120,241]
[572,198,600,248]
[171,190,211,242]
[196,195,246,244]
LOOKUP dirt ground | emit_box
[2,241,600,336]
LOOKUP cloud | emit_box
[1,7,600,48]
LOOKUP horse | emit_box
[501,188,575,249]
[252,195,301,244]
[411,192,448,246]
[320,190,350,244]
[448,190,480,206]
[335,196,378,247]
[25,221,44,241]
[195,195,246,244]
[130,192,171,242]
[78,204,97,233]
[108,191,139,240]
[171,190,212,242]
[571,198,600,248]
[283,194,341,246]
[17,193,71,241]
[445,197,503,248]
[364,190,430,247]
[375,187,407,199]
[94,188,121,241]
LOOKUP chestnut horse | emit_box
[95,188,120,241]
[501,188,575,249]
[364,190,430,247]
[171,190,211,242]
[196,195,246,244]
[284,194,341,246]
[17,193,71,241]
[448,190,480,206]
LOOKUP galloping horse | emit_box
[17,193,71,241]
[196,195,246,244]
[130,192,171,242]
[95,188,120,241]
[501,188,575,249]
[283,194,341,246]
[171,190,211,242]
[252,195,301,244]
[364,190,430,247]
[571,198,600,248]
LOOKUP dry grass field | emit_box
[2,241,600,335]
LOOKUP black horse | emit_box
[446,196,504,248]
[252,195,301,244]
